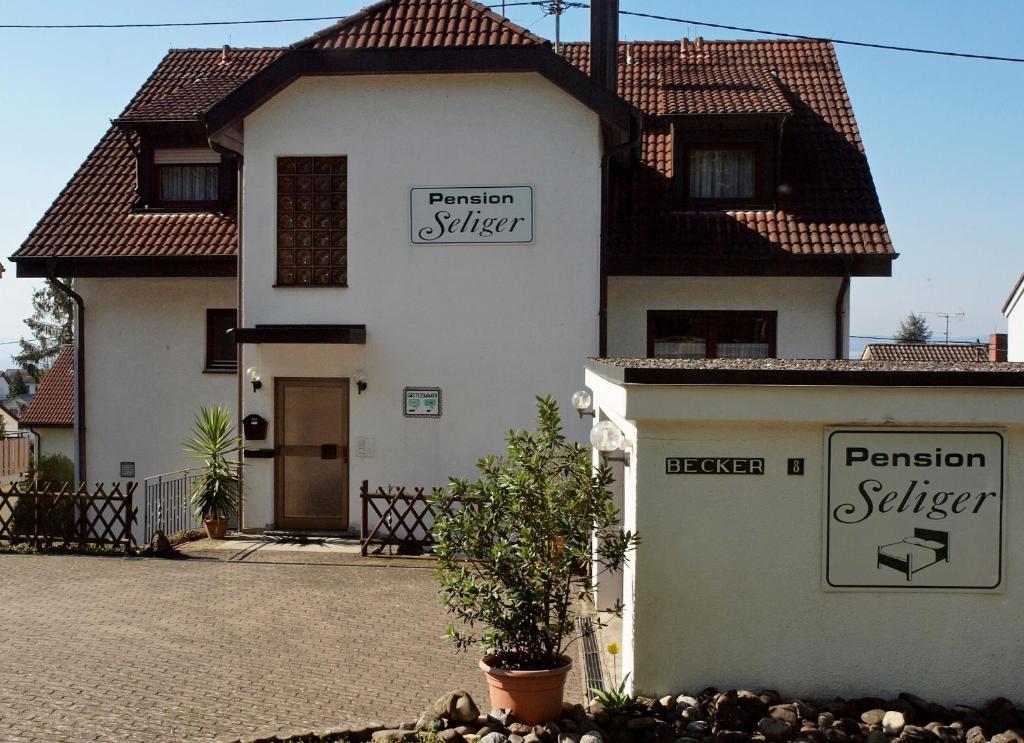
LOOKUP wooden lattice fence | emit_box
[0,481,137,552]
[359,481,458,556]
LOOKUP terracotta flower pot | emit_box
[479,655,572,725]
[204,517,228,540]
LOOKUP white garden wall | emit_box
[586,363,1024,703]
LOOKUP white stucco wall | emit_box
[238,73,603,530]
[78,278,236,506]
[587,367,1024,703]
[35,427,74,463]
[607,276,847,359]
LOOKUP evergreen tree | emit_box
[895,312,932,344]
[15,280,74,380]
[5,372,28,398]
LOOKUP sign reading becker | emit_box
[824,429,1005,591]
[410,186,533,244]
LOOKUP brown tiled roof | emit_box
[562,41,894,259]
[19,346,74,427]
[118,48,284,122]
[293,0,546,50]
[15,127,237,259]
[861,344,988,363]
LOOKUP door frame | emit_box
[273,377,350,531]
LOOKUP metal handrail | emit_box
[142,466,241,540]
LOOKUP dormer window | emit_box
[682,143,764,207]
[153,149,222,207]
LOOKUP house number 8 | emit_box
[788,458,805,476]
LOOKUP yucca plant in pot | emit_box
[431,395,638,725]
[184,406,242,540]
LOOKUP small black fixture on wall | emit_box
[354,369,368,395]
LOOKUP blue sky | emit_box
[1,1,1021,367]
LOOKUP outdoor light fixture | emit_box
[246,366,263,392]
[353,369,368,395]
[571,389,595,418]
[590,419,631,465]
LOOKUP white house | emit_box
[1002,273,1024,360]
[9,0,895,537]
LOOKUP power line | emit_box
[616,9,1024,64]
[0,3,1020,64]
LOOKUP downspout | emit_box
[600,115,642,357]
[834,258,853,360]
[48,270,86,486]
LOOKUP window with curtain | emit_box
[157,164,220,203]
[647,310,776,359]
[687,147,758,201]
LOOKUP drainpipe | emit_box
[48,269,86,486]
[600,115,642,357]
[834,259,853,360]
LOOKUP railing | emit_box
[0,435,31,479]
[142,468,241,540]
[359,480,458,557]
[0,481,137,552]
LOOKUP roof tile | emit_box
[861,344,989,363]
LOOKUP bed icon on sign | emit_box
[877,528,950,582]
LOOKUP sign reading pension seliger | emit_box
[410,186,533,244]
[825,429,1005,592]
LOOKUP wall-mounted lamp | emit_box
[590,419,631,466]
[353,369,368,395]
[571,389,595,418]
[246,366,262,392]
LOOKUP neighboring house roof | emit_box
[861,343,988,363]
[292,0,547,50]
[561,40,893,266]
[0,399,20,424]
[1002,272,1024,315]
[18,346,74,427]
[11,1,894,275]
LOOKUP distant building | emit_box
[18,346,74,462]
[862,335,1006,362]
[1003,273,1024,360]
[0,368,39,399]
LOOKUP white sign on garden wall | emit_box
[410,186,533,244]
[824,429,1005,592]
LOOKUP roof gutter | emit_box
[47,269,86,486]
[834,257,853,360]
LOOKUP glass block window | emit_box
[277,156,348,286]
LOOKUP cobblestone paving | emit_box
[0,552,580,743]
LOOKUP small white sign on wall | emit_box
[824,429,1005,592]
[410,186,533,244]
[404,387,441,418]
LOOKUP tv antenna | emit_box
[924,311,965,343]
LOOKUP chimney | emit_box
[590,0,619,92]
[989,333,1007,362]
[219,44,230,65]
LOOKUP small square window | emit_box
[156,164,220,203]
[206,309,238,372]
[678,142,765,208]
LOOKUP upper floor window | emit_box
[683,144,763,207]
[276,156,348,287]
[647,310,777,359]
[153,149,222,208]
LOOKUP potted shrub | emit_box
[184,406,242,540]
[431,395,638,724]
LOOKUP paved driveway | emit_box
[0,549,508,742]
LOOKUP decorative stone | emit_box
[861,711,886,727]
[882,712,906,736]
[792,702,816,723]
[372,730,417,743]
[489,711,513,727]
[509,736,525,743]
[440,730,466,743]
[561,719,579,733]
[675,738,700,743]
[465,736,482,743]
[965,726,986,743]
[434,691,482,725]
[682,708,704,723]
[758,717,796,742]
[770,707,800,728]
[581,732,605,743]
[818,714,835,730]
[992,732,1024,743]
[685,721,709,738]
[480,733,510,743]
[589,701,607,716]
[523,735,541,743]
[678,697,699,709]
[715,732,752,743]
[417,715,446,732]
[627,717,657,730]
[865,730,888,743]
[511,725,535,736]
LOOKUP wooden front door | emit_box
[274,378,349,531]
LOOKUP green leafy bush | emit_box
[12,453,76,538]
[431,395,638,671]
